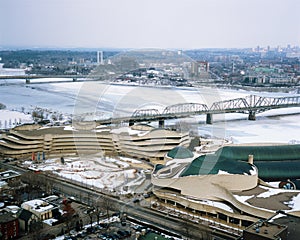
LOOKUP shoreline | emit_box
[0,76,299,94]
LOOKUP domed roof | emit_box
[167,146,194,159]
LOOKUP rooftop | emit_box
[0,170,21,180]
[178,144,300,180]
[166,146,194,159]
[271,213,300,240]
[244,220,287,240]
[22,199,55,213]
[233,185,300,214]
[0,209,18,223]
[180,154,256,177]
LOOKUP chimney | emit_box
[248,154,254,164]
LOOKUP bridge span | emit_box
[95,95,300,126]
[0,74,99,84]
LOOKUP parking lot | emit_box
[59,214,177,240]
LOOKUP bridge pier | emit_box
[248,111,256,121]
[129,120,134,126]
[25,79,30,84]
[206,113,213,124]
[158,120,165,128]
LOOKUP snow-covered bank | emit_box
[0,110,33,129]
[0,64,26,76]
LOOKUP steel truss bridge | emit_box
[96,95,300,126]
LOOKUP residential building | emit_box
[21,199,56,220]
[0,209,19,239]
[18,209,39,233]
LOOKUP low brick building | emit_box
[0,209,19,239]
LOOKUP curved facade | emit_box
[0,124,190,163]
[112,125,190,162]
[0,126,114,158]
[152,145,300,228]
[152,150,258,198]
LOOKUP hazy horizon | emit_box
[0,0,299,49]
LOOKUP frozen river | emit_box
[0,80,299,144]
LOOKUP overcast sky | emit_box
[0,0,299,49]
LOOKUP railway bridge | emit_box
[96,95,300,126]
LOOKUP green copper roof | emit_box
[254,161,300,180]
[167,146,194,159]
[215,144,300,162]
[180,144,300,180]
[180,155,254,176]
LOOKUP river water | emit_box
[0,80,299,144]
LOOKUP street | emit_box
[1,162,236,240]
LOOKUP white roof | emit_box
[22,199,54,212]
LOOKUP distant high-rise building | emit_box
[79,58,85,64]
[277,45,281,52]
[191,61,209,77]
[97,51,104,65]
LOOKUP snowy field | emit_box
[0,109,33,128]
[22,154,149,195]
[0,63,26,76]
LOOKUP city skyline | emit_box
[0,0,299,49]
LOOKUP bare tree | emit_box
[61,199,76,233]
[93,197,108,225]
[30,219,43,240]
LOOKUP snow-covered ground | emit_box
[0,109,33,129]
[22,155,147,195]
[0,64,26,76]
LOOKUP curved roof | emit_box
[180,155,255,177]
[215,144,300,162]
[180,144,300,180]
[167,146,194,159]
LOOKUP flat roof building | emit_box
[243,220,287,240]
[21,199,56,220]
[0,170,21,181]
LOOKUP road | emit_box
[1,162,238,240]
